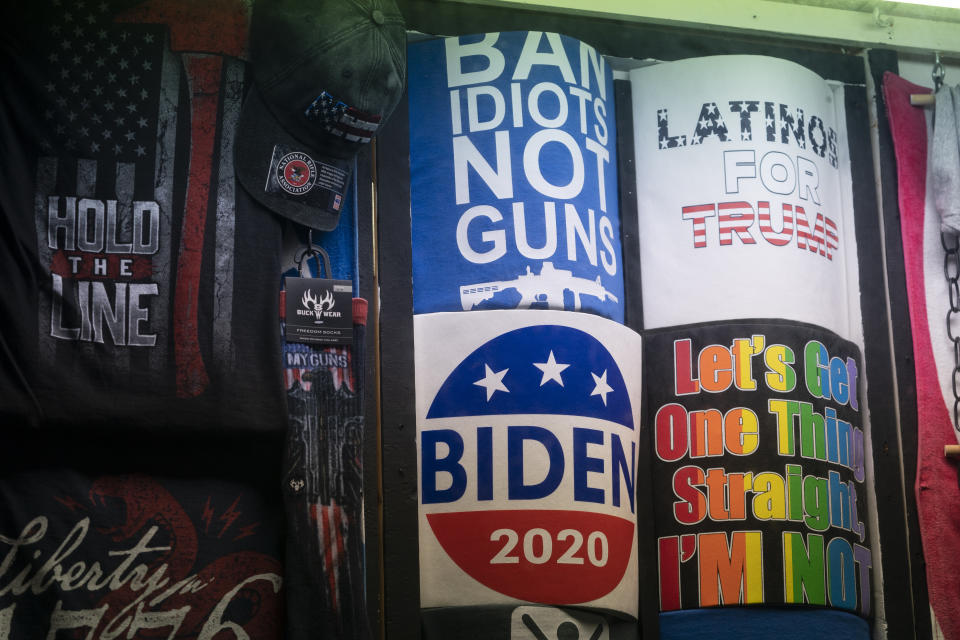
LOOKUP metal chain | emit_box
[942,231,960,432]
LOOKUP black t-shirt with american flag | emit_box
[0,0,286,431]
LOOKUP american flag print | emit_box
[34,0,170,388]
[729,100,759,142]
[283,343,355,393]
[657,108,688,149]
[691,101,729,144]
[681,204,716,249]
[311,502,349,612]
[38,0,164,160]
[304,91,382,144]
[280,279,369,637]
[31,0,250,399]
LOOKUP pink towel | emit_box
[884,71,960,640]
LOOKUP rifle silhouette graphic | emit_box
[459,262,619,311]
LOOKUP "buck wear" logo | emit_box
[298,288,341,321]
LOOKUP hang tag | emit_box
[284,276,353,345]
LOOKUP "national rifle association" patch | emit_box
[276,151,317,195]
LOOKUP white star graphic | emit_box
[590,370,614,406]
[474,364,509,401]
[533,351,570,387]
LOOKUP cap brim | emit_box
[235,85,351,231]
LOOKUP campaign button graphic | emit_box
[427,509,634,604]
[418,320,640,611]
[424,325,632,427]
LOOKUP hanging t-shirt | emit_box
[0,428,285,639]
[0,0,286,432]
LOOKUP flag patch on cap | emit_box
[305,91,382,143]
